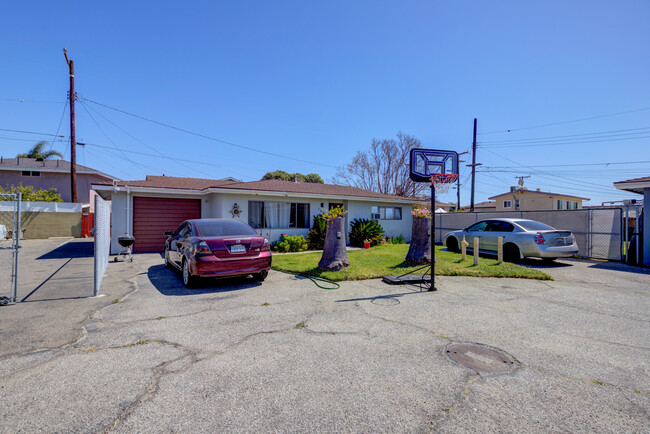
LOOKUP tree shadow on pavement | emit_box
[147,264,262,296]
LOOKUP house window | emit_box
[31,171,41,176]
[371,206,402,220]
[503,200,512,208]
[515,199,520,209]
[248,201,310,228]
[329,202,344,211]
[557,200,563,210]
[21,170,41,177]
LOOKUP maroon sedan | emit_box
[164,219,271,288]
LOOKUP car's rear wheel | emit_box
[446,237,460,253]
[253,270,269,282]
[182,259,196,288]
[503,243,520,262]
[164,247,171,268]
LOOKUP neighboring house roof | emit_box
[614,176,650,195]
[460,201,496,210]
[0,157,116,180]
[93,175,419,203]
[489,189,589,201]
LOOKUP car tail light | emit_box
[195,241,212,255]
[534,233,545,244]
[262,239,270,252]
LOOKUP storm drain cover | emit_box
[446,343,518,374]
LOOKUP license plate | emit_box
[230,244,246,253]
[556,238,565,246]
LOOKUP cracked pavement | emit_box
[0,240,649,432]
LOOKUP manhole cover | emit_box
[446,343,518,374]
[371,297,400,306]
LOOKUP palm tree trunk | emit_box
[406,217,431,263]
[318,216,350,271]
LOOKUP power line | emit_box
[0,128,66,137]
[479,107,650,135]
[480,148,622,191]
[47,100,68,152]
[480,134,650,149]
[80,96,338,168]
[78,100,168,176]
[0,97,66,104]
[81,102,251,180]
[483,160,650,169]
[83,142,258,180]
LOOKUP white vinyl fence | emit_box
[94,195,111,296]
[435,208,623,260]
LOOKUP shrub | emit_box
[349,218,385,247]
[272,234,308,253]
[387,234,405,244]
[306,214,327,250]
[0,184,63,202]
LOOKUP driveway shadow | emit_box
[147,264,262,296]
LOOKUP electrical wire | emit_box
[80,96,338,169]
[47,99,68,152]
[78,100,173,176]
[0,128,65,137]
[479,134,650,149]
[483,160,650,169]
[479,126,650,145]
[81,102,254,181]
[479,107,650,135]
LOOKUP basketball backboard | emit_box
[409,148,459,183]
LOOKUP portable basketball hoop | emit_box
[383,148,459,291]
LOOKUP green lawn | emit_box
[272,244,551,281]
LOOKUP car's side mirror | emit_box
[163,231,173,236]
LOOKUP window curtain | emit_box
[265,201,291,228]
[249,201,264,228]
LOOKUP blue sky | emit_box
[1,0,649,206]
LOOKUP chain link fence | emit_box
[0,193,21,304]
[435,208,623,260]
[93,195,111,296]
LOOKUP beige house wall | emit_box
[491,192,585,211]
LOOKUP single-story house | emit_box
[92,175,421,254]
[0,157,117,204]
[489,187,589,211]
[613,176,648,266]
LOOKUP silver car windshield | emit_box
[515,220,555,231]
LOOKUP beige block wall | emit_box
[0,211,82,239]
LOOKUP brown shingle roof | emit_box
[94,175,418,202]
[614,176,650,184]
[0,157,115,179]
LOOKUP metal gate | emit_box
[435,208,624,260]
[0,193,21,304]
[94,195,111,296]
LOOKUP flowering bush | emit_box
[411,207,431,219]
[322,206,347,221]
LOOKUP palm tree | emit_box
[16,141,63,161]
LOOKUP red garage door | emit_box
[133,197,201,253]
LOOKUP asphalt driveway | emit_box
[0,245,648,432]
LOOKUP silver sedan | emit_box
[443,218,579,263]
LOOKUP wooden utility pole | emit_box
[468,118,481,211]
[64,48,77,203]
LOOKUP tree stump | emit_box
[406,216,431,264]
[318,216,350,271]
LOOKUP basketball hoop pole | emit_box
[429,175,436,291]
